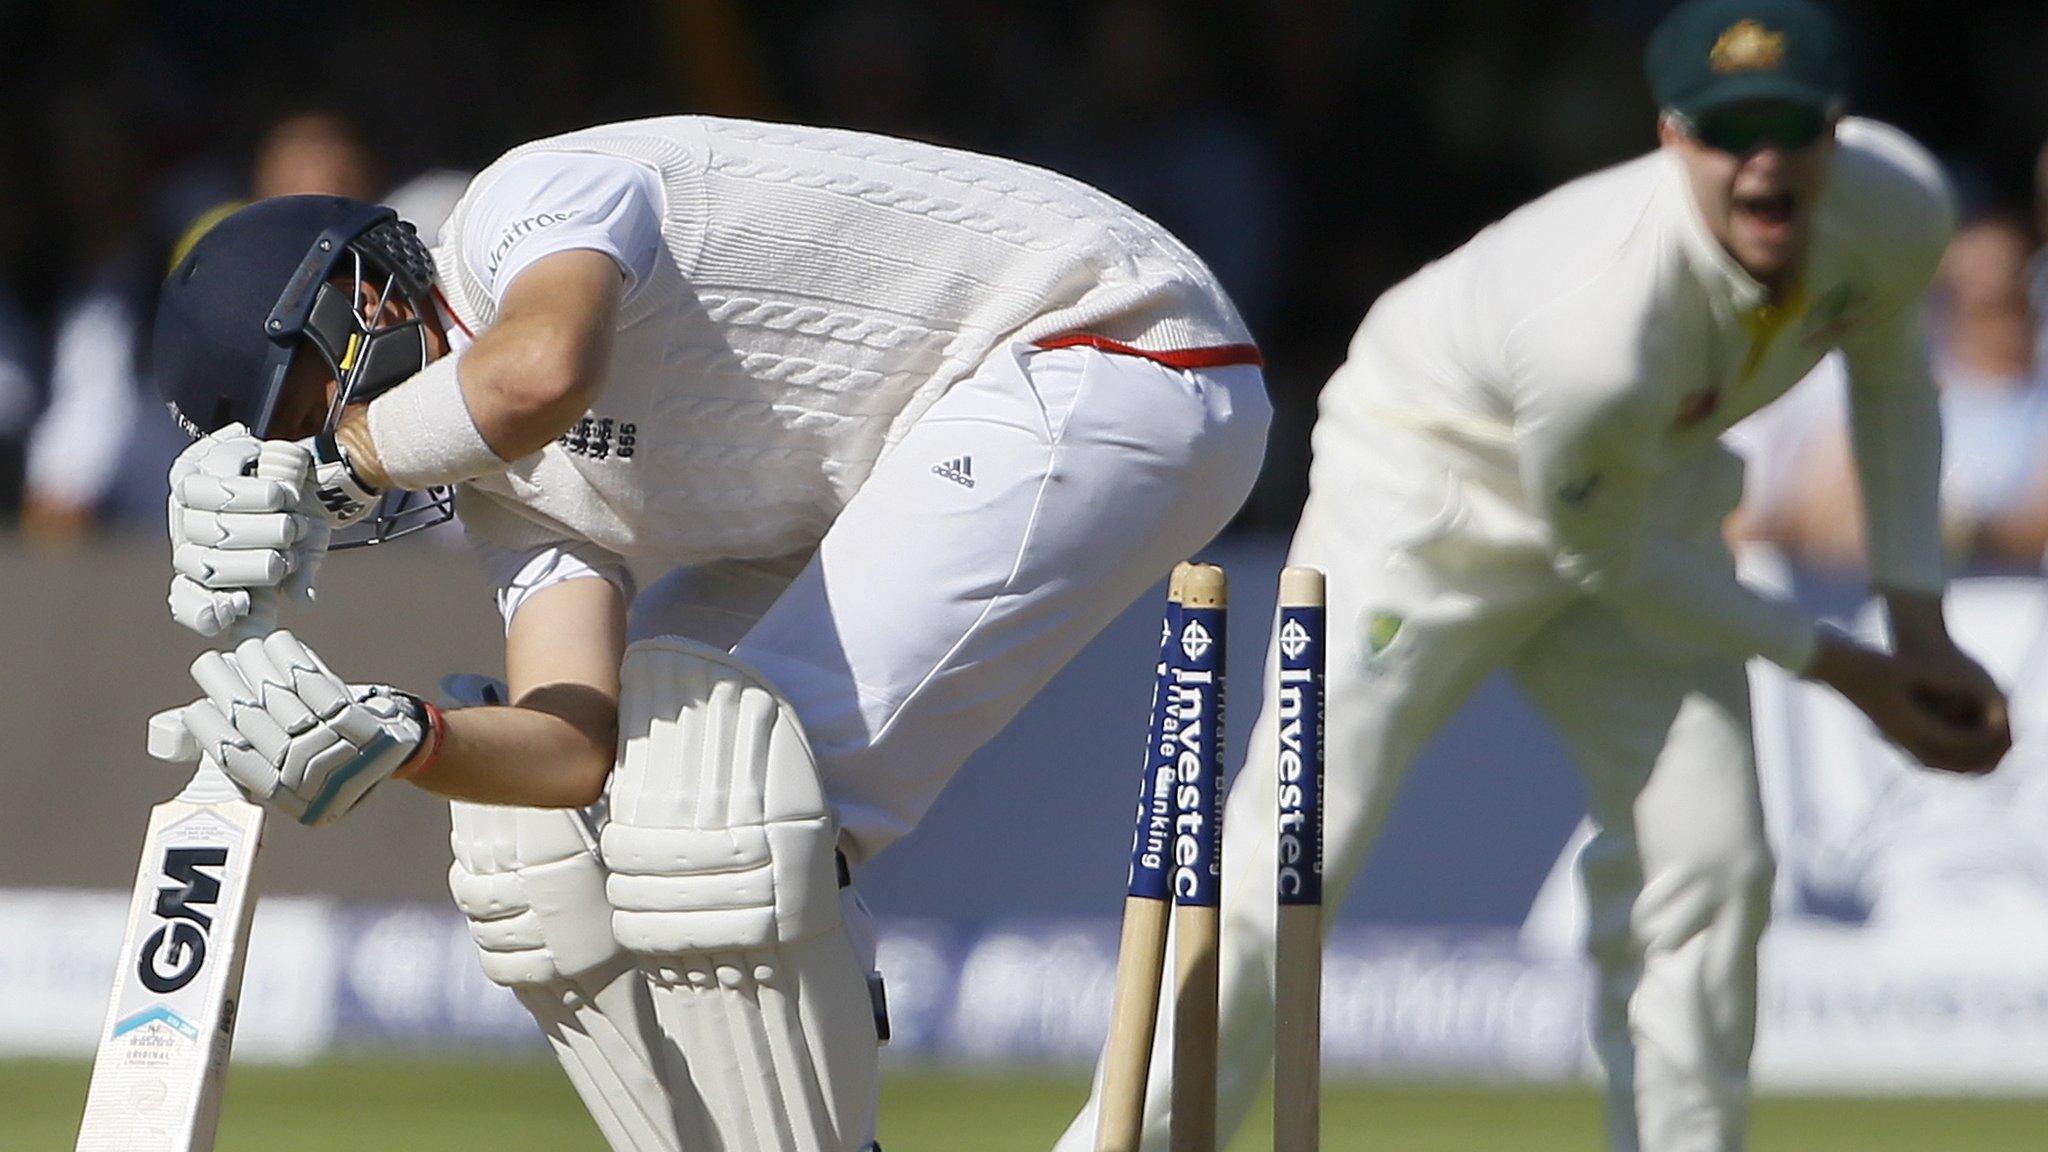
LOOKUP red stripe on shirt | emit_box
[1032,333,1264,369]
[432,286,476,339]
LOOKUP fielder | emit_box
[1058,2,2010,1150]
[149,116,1269,1150]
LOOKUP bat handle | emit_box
[154,703,248,804]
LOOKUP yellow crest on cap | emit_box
[1710,19,1786,73]
[1703,18,1785,73]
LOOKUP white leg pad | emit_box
[449,800,692,1152]
[509,963,696,1152]
[442,675,684,1152]
[603,637,881,1152]
[450,801,620,984]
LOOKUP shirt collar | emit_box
[431,286,475,352]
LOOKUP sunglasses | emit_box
[1682,104,1831,156]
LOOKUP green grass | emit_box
[8,1057,2047,1151]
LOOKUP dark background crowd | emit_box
[3,0,2046,577]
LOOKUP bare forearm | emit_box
[404,566,628,807]
[405,694,616,807]
[464,317,614,458]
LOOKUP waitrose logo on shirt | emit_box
[486,211,577,278]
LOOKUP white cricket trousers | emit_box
[1057,410,1772,1152]
[627,341,1270,865]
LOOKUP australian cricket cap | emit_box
[1646,0,1849,118]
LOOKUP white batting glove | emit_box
[166,425,322,636]
[166,631,441,827]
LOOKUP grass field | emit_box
[9,1057,2047,1151]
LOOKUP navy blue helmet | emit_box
[153,195,453,545]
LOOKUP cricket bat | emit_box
[75,441,308,1152]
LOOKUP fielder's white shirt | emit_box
[1325,117,1953,669]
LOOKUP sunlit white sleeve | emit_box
[458,151,665,306]
[1837,243,1951,595]
[472,537,637,634]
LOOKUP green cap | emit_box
[1646,0,1848,118]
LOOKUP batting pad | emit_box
[603,637,880,1152]
[442,676,683,1152]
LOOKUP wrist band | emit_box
[393,695,448,781]
[366,352,505,489]
[304,432,382,524]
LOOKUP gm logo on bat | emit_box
[138,847,230,994]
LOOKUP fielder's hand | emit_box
[1895,638,2011,766]
[1807,629,2011,775]
[166,425,327,635]
[156,631,439,826]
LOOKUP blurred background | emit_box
[4,1,2048,1149]
[4,0,2047,541]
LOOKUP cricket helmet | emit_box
[153,195,454,546]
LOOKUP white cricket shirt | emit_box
[419,116,1258,569]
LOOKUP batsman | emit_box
[147,117,1269,1150]
[1060,2,2011,1151]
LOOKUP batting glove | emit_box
[166,425,323,636]
[165,631,443,827]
